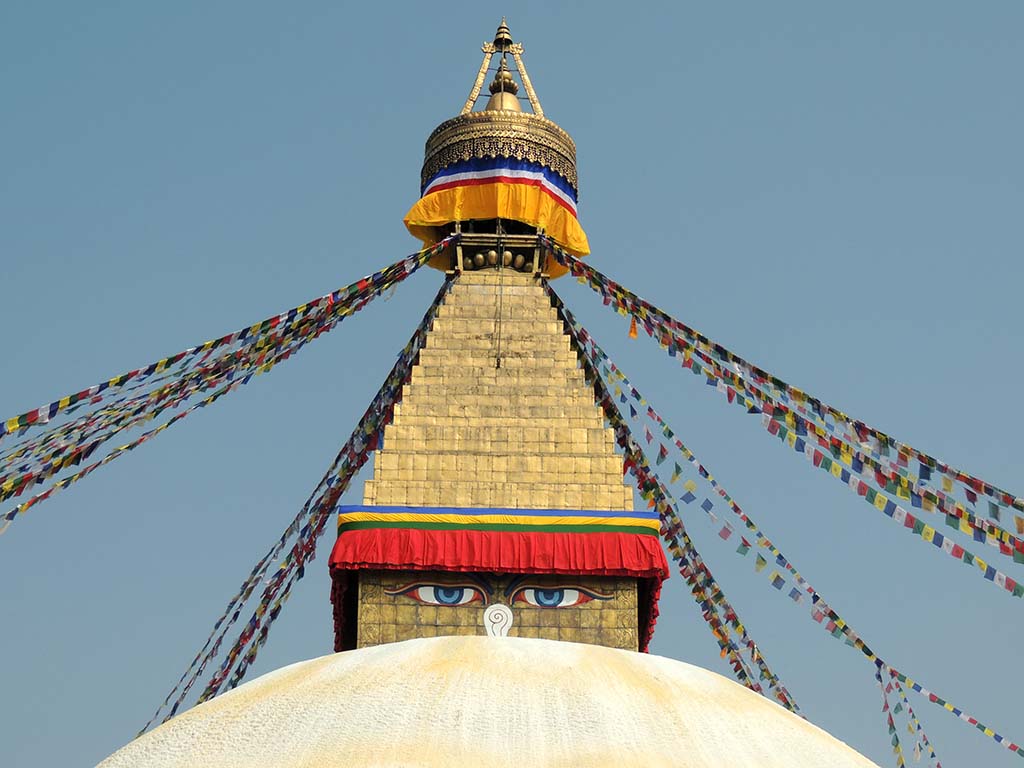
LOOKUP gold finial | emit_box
[488,60,519,96]
[460,18,544,116]
[484,59,521,111]
[493,17,513,50]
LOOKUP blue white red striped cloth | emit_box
[421,157,578,216]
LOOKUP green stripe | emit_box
[337,521,659,536]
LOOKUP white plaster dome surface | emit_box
[100,636,879,768]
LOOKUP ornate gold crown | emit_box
[419,19,578,196]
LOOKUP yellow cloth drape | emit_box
[404,181,589,278]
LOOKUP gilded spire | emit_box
[460,19,544,116]
[493,17,513,50]
[485,59,521,112]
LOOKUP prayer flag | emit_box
[988,501,1001,521]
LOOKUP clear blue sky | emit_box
[1,3,1022,766]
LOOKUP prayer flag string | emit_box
[0,238,452,442]
[540,240,1024,582]
[542,239,1024,523]
[546,281,1020,762]
[143,274,456,726]
[1,239,456,535]
[545,279,800,714]
[877,666,908,768]
[890,673,942,767]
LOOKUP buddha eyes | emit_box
[512,587,594,608]
[387,582,611,608]
[387,584,485,606]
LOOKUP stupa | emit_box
[99,21,881,768]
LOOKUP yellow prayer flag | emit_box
[921,525,935,543]
[830,462,842,478]
[942,476,953,492]
[874,495,888,511]
[683,479,697,493]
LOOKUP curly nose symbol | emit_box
[483,603,513,637]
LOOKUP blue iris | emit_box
[534,589,564,607]
[434,586,465,605]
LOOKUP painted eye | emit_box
[386,584,485,606]
[417,586,478,606]
[514,588,590,608]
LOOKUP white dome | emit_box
[101,636,879,768]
